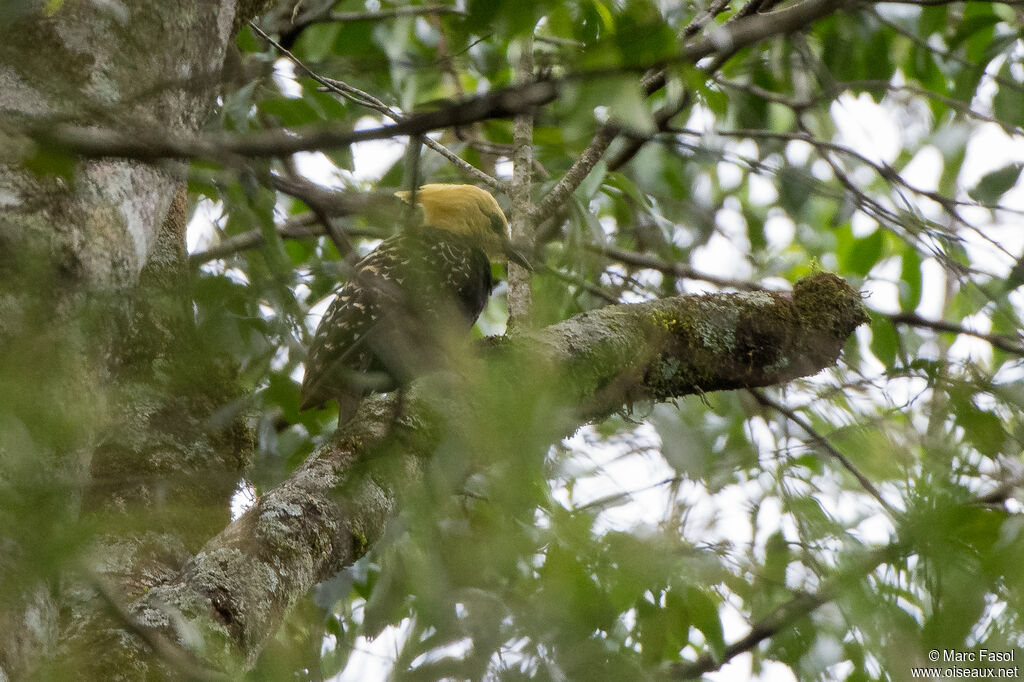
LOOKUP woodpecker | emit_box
[300,184,522,423]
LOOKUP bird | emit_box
[299,183,525,423]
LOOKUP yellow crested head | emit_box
[395,184,510,244]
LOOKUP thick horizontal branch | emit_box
[124,272,867,668]
[33,80,558,162]
[520,271,867,419]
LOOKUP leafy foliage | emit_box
[179,0,1024,679]
[6,0,1022,679]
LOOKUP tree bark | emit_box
[0,2,269,678]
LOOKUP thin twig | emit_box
[577,475,685,512]
[533,0,853,228]
[529,128,616,226]
[189,215,386,265]
[673,458,1024,680]
[670,543,905,679]
[274,160,353,256]
[683,0,734,37]
[870,9,1024,100]
[268,4,466,42]
[888,311,1024,355]
[249,22,502,190]
[672,122,1013,262]
[323,6,466,23]
[293,5,465,31]
[537,264,621,304]
[593,244,765,291]
[750,389,898,514]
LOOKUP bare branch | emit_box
[187,183,398,264]
[37,0,851,167]
[32,81,558,163]
[670,544,905,679]
[537,263,622,304]
[529,129,616,226]
[750,389,898,513]
[189,213,390,265]
[888,311,1024,356]
[592,244,766,291]
[871,0,1024,11]
[670,445,1024,680]
[681,0,854,62]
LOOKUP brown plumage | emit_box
[300,184,515,423]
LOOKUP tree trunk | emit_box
[0,2,268,678]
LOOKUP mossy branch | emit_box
[123,272,866,670]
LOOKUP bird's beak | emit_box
[503,241,534,270]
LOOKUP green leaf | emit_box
[776,166,817,218]
[785,495,836,540]
[918,5,948,38]
[605,78,656,134]
[947,12,1000,52]
[869,312,899,369]
[992,62,1023,126]
[863,29,895,100]
[821,17,864,82]
[746,206,767,252]
[909,45,946,95]
[295,22,342,62]
[222,81,258,131]
[842,229,884,277]
[968,163,1023,204]
[637,599,669,664]
[574,161,608,202]
[613,2,676,68]
[362,559,408,638]
[761,531,791,588]
[605,171,650,207]
[899,247,923,311]
[954,402,1005,457]
[685,586,725,660]
[258,96,323,127]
